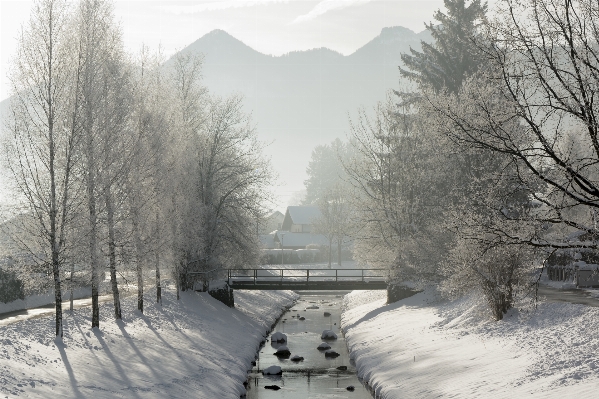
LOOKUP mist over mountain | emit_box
[0,27,430,210]
[172,27,430,207]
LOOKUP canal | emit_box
[245,291,372,398]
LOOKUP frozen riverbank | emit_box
[0,288,298,398]
[341,289,599,398]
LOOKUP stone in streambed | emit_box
[262,365,282,375]
[321,330,337,340]
[271,332,287,343]
[274,345,291,358]
[324,350,340,358]
[317,342,331,350]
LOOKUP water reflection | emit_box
[246,293,372,399]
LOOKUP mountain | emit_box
[172,27,431,208]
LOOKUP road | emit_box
[537,284,599,307]
[0,294,116,326]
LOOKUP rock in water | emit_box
[317,342,331,350]
[346,385,355,391]
[265,385,281,390]
[271,331,287,343]
[324,312,331,317]
[299,316,306,321]
[321,329,338,340]
[336,366,348,371]
[290,355,304,362]
[324,350,340,358]
[274,345,291,358]
[262,365,282,375]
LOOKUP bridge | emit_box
[226,268,388,290]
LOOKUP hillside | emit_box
[173,27,430,206]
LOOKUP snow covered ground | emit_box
[0,287,297,398]
[342,289,599,398]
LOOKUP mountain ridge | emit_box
[173,26,431,206]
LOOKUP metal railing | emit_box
[226,268,388,289]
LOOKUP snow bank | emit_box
[0,287,297,398]
[341,289,599,398]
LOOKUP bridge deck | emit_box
[226,268,388,291]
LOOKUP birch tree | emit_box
[74,0,127,326]
[4,0,79,337]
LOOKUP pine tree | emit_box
[399,0,487,94]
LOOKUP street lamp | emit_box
[280,232,286,266]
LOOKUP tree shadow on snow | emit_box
[343,291,425,332]
[91,327,143,398]
[55,318,83,398]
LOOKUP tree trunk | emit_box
[69,263,74,312]
[132,206,144,313]
[155,213,161,304]
[328,239,333,268]
[47,8,62,337]
[52,250,63,337]
[156,252,162,304]
[106,187,121,319]
[337,238,342,266]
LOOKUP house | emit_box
[281,206,321,233]
[259,210,284,235]
[259,206,327,250]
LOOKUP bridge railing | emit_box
[227,268,387,285]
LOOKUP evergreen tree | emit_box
[400,0,487,94]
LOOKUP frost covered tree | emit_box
[346,99,453,283]
[4,0,80,337]
[303,139,352,206]
[427,0,599,252]
[400,0,487,94]
[72,0,129,327]
[166,53,272,291]
[191,95,273,285]
[312,185,352,267]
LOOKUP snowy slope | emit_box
[341,289,599,398]
[0,288,297,398]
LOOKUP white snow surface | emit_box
[0,288,297,398]
[342,289,599,398]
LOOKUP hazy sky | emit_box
[0,0,449,102]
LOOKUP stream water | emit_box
[245,292,372,398]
